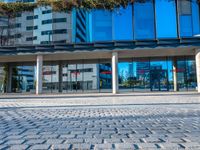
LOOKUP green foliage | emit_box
[0,0,135,17]
[0,2,37,17]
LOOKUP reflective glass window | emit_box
[99,61,112,92]
[155,0,177,38]
[83,63,99,92]
[0,66,6,93]
[150,59,170,91]
[177,58,187,90]
[178,0,200,37]
[118,61,133,91]
[43,64,59,93]
[11,66,35,93]
[113,5,133,40]
[133,60,150,91]
[134,0,155,39]
[186,58,197,90]
[92,10,112,41]
[62,63,69,92]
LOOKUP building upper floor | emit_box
[89,0,200,42]
[1,0,200,45]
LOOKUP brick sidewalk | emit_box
[0,104,200,149]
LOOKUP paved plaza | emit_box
[0,93,200,149]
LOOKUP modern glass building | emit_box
[0,0,200,94]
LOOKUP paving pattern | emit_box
[0,101,200,150]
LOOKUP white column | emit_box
[58,62,63,93]
[196,50,200,93]
[6,64,12,93]
[36,55,43,95]
[173,57,178,92]
[112,52,118,94]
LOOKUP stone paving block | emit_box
[114,143,134,149]
[46,139,64,144]
[161,137,184,143]
[40,134,59,139]
[5,135,24,140]
[72,143,92,150]
[94,143,114,150]
[134,143,158,149]
[179,142,200,149]
[59,134,76,139]
[5,139,25,145]
[104,138,123,143]
[9,144,29,150]
[23,135,41,139]
[143,137,163,143]
[49,144,71,150]
[25,139,45,145]
[84,138,103,144]
[64,138,84,144]
[156,143,181,149]
[0,145,8,150]
[29,144,50,150]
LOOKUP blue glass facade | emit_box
[113,5,133,40]
[134,0,155,39]
[91,0,200,41]
[155,0,178,38]
[92,10,113,41]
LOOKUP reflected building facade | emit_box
[0,0,200,94]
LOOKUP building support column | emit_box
[36,55,43,95]
[6,64,12,93]
[58,62,63,93]
[112,52,118,94]
[196,50,200,93]
[173,57,178,92]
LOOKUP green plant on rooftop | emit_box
[0,0,135,16]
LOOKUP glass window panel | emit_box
[178,0,200,37]
[167,59,174,91]
[150,60,169,91]
[76,64,84,92]
[83,63,99,92]
[0,66,5,93]
[134,0,155,39]
[43,65,53,93]
[179,0,191,15]
[118,62,133,91]
[179,15,193,37]
[11,65,35,93]
[177,59,187,91]
[155,0,177,38]
[62,63,68,93]
[133,60,150,91]
[186,59,197,90]
[51,65,59,93]
[68,64,78,92]
[99,61,112,93]
[113,5,133,40]
[92,10,112,41]
[192,1,200,35]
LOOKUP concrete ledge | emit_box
[0,92,199,108]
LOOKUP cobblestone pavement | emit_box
[0,101,200,150]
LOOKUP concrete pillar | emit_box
[6,64,12,93]
[173,57,178,92]
[196,50,200,92]
[112,52,118,94]
[36,55,43,95]
[58,62,63,93]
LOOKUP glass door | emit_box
[150,60,169,91]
